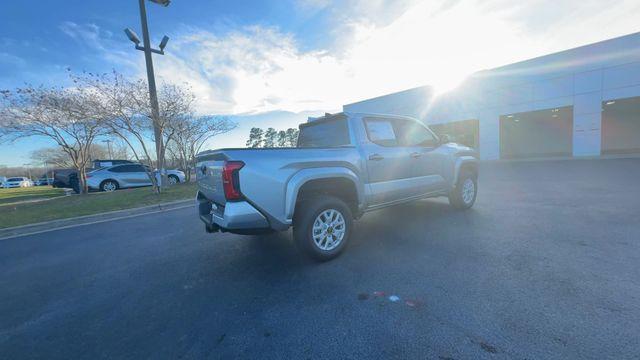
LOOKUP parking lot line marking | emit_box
[0,204,193,241]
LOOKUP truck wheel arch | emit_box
[453,156,478,185]
[285,167,363,222]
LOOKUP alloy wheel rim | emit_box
[104,182,116,192]
[462,178,475,204]
[312,209,346,251]
[169,177,177,185]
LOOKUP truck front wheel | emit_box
[293,196,353,261]
[449,171,477,210]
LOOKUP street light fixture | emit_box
[124,28,141,45]
[124,28,168,55]
[159,35,169,51]
[124,0,172,191]
[149,0,171,6]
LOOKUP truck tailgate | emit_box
[196,159,227,205]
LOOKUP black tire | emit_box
[100,180,119,192]
[168,175,179,185]
[449,170,477,210]
[69,175,80,194]
[293,196,353,261]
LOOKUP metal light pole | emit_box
[102,139,113,159]
[125,0,171,191]
[22,163,32,180]
[43,160,50,185]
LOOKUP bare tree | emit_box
[167,115,236,181]
[30,147,74,168]
[140,83,196,186]
[82,73,159,191]
[105,138,131,160]
[30,143,122,169]
[0,85,106,193]
[77,71,196,193]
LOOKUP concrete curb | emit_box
[0,199,194,241]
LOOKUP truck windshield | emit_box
[298,119,351,148]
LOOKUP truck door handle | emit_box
[369,154,384,161]
[410,152,421,158]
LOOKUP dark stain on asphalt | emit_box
[217,333,226,345]
[479,341,498,353]
[357,293,369,300]
[554,337,568,346]
[438,356,455,360]
[264,331,271,338]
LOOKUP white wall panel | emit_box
[477,112,500,160]
[504,83,534,104]
[603,62,640,89]
[533,75,574,101]
[573,92,602,115]
[574,70,602,94]
[573,113,601,156]
[531,96,573,112]
[603,84,640,102]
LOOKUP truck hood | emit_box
[439,142,477,157]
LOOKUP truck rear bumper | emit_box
[197,195,270,232]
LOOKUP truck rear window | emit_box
[298,119,351,148]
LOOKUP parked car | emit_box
[91,159,136,169]
[34,177,54,186]
[196,112,478,261]
[86,164,186,192]
[0,176,6,188]
[52,160,137,193]
[3,177,34,188]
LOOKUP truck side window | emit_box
[395,120,438,147]
[364,119,398,147]
[298,118,351,148]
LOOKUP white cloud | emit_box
[0,52,26,67]
[149,0,640,115]
[152,26,350,114]
[59,21,138,71]
[57,1,640,118]
[59,22,108,50]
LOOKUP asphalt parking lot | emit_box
[1,158,639,359]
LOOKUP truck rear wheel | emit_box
[293,196,353,261]
[449,171,477,210]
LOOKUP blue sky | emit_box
[2,0,640,166]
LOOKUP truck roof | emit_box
[306,112,420,124]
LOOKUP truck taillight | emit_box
[222,161,244,201]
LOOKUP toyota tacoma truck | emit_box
[196,112,478,261]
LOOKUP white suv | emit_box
[3,177,34,188]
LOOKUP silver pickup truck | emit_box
[196,112,478,261]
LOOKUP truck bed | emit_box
[196,146,363,227]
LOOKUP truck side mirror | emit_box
[439,134,451,144]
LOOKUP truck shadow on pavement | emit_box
[234,198,471,270]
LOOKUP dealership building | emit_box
[343,32,640,160]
